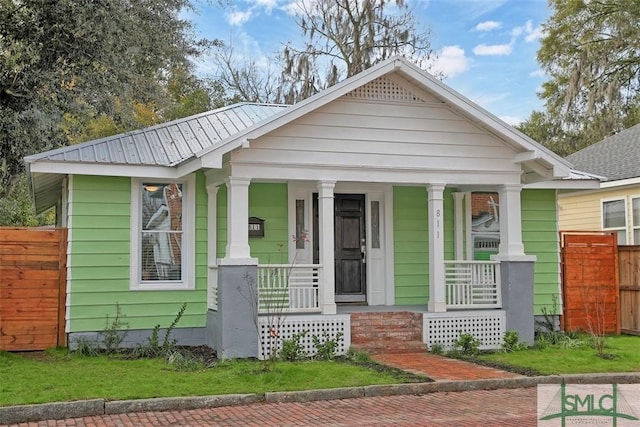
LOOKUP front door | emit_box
[334,194,366,302]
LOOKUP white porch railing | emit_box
[444,261,501,309]
[257,264,322,313]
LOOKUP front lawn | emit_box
[476,334,640,375]
[0,349,426,407]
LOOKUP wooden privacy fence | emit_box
[619,246,640,335]
[560,232,620,334]
[0,227,67,350]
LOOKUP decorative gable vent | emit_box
[345,76,425,103]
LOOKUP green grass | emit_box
[477,334,640,375]
[0,349,421,407]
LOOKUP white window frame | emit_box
[130,174,196,290]
[601,197,627,245]
[632,196,640,245]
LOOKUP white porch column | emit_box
[317,180,337,314]
[497,184,527,258]
[428,183,447,312]
[225,177,252,259]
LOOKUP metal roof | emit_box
[25,103,289,166]
[566,123,640,182]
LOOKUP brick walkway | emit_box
[372,352,521,381]
[4,388,537,426]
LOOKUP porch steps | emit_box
[350,312,426,354]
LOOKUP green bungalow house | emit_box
[25,56,597,358]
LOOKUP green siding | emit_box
[393,186,428,305]
[68,173,208,332]
[249,183,289,263]
[521,189,561,315]
[392,187,560,312]
[215,183,289,263]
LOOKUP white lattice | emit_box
[345,77,425,103]
[423,310,505,350]
[258,314,351,360]
[208,266,218,311]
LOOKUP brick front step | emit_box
[350,311,425,354]
[351,339,427,355]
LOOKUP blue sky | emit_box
[188,0,551,125]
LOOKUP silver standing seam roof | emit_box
[25,103,289,214]
[25,103,289,166]
[566,123,640,182]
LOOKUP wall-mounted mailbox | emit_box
[248,217,265,237]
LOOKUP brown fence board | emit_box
[0,227,67,351]
[619,246,640,334]
[560,232,620,334]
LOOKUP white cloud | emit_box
[473,43,512,56]
[431,45,471,79]
[475,21,502,32]
[499,115,523,126]
[255,0,278,9]
[529,69,545,78]
[525,25,544,42]
[511,20,545,43]
[227,10,253,26]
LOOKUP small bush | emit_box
[502,331,525,352]
[453,332,481,356]
[429,342,444,355]
[312,331,343,361]
[73,337,99,357]
[101,303,129,354]
[346,348,372,363]
[279,331,308,362]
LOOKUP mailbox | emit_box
[248,217,265,237]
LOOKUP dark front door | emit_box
[334,194,366,302]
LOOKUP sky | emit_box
[187,0,552,125]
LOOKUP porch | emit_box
[208,261,506,358]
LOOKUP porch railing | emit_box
[257,264,322,313]
[444,260,501,309]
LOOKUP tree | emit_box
[527,0,640,154]
[0,0,215,198]
[215,0,435,104]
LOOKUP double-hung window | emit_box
[130,175,195,290]
[602,199,626,245]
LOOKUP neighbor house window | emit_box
[633,198,640,244]
[602,199,626,245]
[470,192,500,260]
[131,176,195,290]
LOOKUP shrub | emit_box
[312,331,343,361]
[279,331,308,362]
[453,332,480,356]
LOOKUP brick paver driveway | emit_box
[11,388,538,427]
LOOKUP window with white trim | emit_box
[470,192,500,260]
[131,176,195,290]
[633,197,640,244]
[602,199,626,245]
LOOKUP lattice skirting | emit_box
[423,310,506,350]
[257,314,351,360]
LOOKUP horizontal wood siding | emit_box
[557,191,602,231]
[248,183,288,263]
[68,174,207,333]
[234,96,520,176]
[522,189,562,315]
[392,186,457,305]
[0,228,67,350]
[214,183,288,262]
